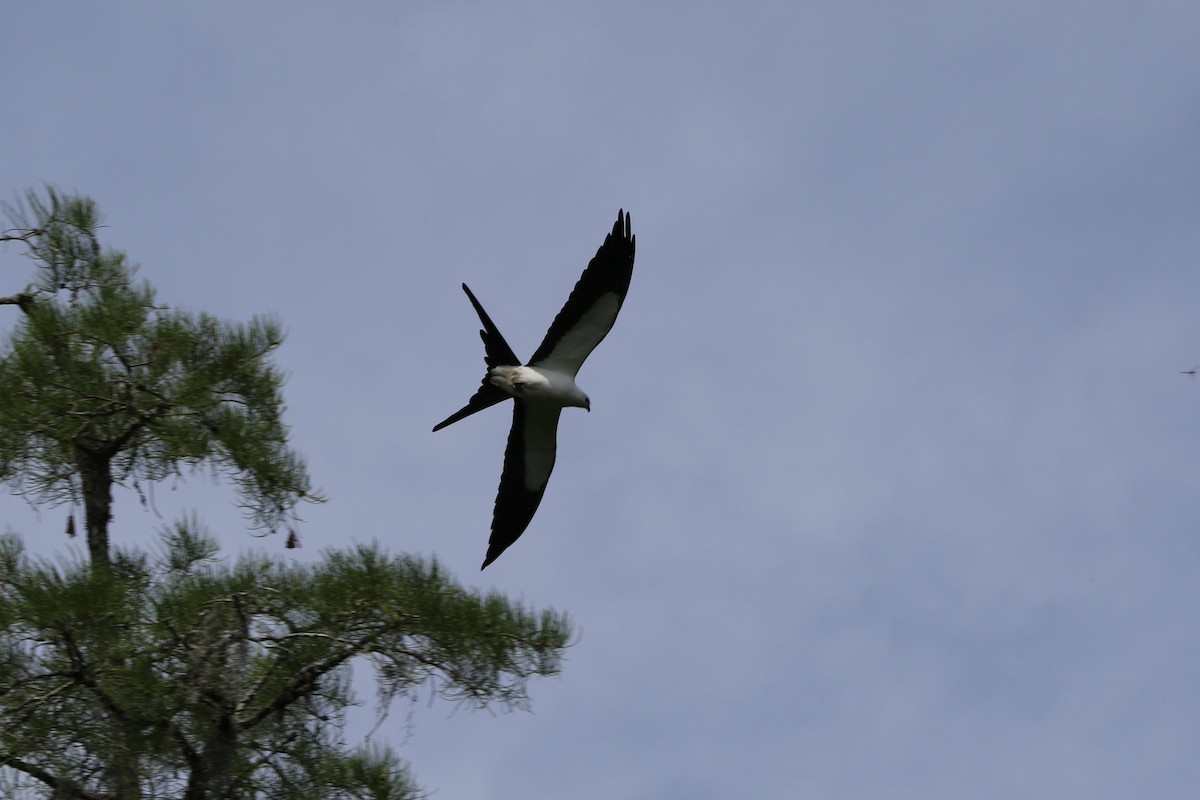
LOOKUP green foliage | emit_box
[0,188,321,564]
[0,523,573,798]
[1,187,572,798]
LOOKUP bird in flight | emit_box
[434,210,636,569]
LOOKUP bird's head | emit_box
[568,388,592,412]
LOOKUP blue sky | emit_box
[3,2,1200,798]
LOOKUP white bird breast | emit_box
[489,365,586,408]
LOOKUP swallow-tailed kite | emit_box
[434,210,636,569]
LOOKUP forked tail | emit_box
[432,284,524,432]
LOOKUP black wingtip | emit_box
[481,538,508,569]
[615,209,634,256]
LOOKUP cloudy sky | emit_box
[3,2,1200,798]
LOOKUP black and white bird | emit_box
[434,210,636,569]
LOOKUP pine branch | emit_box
[0,227,42,244]
[0,674,76,727]
[0,753,111,800]
[0,285,36,313]
[239,630,383,731]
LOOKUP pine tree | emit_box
[0,524,571,799]
[0,187,319,568]
[0,189,571,799]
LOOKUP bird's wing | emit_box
[432,284,523,432]
[527,210,635,376]
[481,401,562,568]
